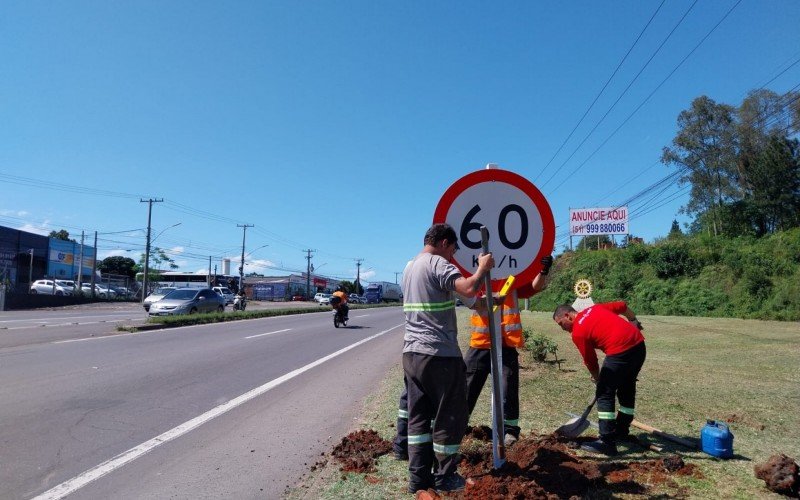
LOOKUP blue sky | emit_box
[2,1,799,284]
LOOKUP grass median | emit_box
[286,308,800,499]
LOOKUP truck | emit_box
[364,281,402,303]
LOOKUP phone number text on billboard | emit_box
[577,222,628,235]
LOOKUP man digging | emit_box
[553,301,646,456]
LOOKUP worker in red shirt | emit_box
[552,301,645,456]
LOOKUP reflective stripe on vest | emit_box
[403,300,455,312]
[433,442,460,456]
[470,295,524,349]
[408,433,432,445]
[398,409,408,419]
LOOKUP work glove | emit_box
[540,255,554,275]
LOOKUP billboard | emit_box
[569,207,629,236]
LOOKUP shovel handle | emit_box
[631,420,697,449]
[579,396,597,419]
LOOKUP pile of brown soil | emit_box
[754,454,799,497]
[331,429,392,473]
[327,429,703,498]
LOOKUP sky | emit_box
[1,1,799,285]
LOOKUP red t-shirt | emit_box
[571,301,644,373]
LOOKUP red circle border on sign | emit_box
[432,168,555,291]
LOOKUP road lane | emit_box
[0,306,404,499]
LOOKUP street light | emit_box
[141,222,181,303]
[240,244,268,290]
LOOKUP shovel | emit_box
[556,396,597,438]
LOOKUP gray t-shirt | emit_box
[402,252,463,357]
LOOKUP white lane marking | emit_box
[352,314,369,318]
[0,314,142,324]
[244,328,291,339]
[32,322,405,500]
[53,333,137,344]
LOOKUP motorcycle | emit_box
[233,294,247,311]
[330,296,348,328]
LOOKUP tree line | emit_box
[662,89,800,237]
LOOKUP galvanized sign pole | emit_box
[480,226,506,469]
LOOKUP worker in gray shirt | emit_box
[402,223,494,494]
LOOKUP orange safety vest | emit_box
[469,293,524,349]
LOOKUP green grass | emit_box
[285,309,799,499]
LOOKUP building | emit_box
[0,225,96,294]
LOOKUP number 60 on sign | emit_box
[433,168,555,292]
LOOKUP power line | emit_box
[545,0,744,195]
[539,0,701,189]
[534,0,667,183]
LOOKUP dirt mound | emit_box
[754,454,799,497]
[327,429,702,497]
[331,429,392,473]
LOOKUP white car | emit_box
[143,286,177,311]
[56,280,76,294]
[212,286,235,305]
[29,279,72,296]
[81,283,117,299]
[314,293,332,305]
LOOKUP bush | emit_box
[524,330,559,363]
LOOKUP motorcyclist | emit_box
[233,291,247,311]
[332,287,349,321]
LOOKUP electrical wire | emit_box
[534,0,667,183]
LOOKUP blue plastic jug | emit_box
[701,420,734,458]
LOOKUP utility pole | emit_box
[91,231,98,296]
[237,224,254,293]
[77,231,85,292]
[305,249,314,299]
[140,198,164,303]
[208,256,212,287]
[394,271,402,284]
[27,248,34,292]
[355,258,364,294]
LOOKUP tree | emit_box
[135,247,178,292]
[99,256,137,278]
[747,136,800,234]
[668,220,683,239]
[577,235,613,251]
[49,229,74,242]
[662,96,739,236]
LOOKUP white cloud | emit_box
[360,269,377,280]
[17,222,50,236]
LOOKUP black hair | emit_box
[424,223,458,247]
[553,304,576,320]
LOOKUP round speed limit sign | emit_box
[433,168,555,291]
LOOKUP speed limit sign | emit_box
[433,168,555,291]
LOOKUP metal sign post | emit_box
[480,226,506,469]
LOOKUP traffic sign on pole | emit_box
[433,168,555,292]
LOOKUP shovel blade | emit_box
[555,416,590,438]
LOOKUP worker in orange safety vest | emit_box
[465,254,553,446]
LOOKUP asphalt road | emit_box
[0,303,405,499]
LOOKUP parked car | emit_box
[212,286,235,304]
[29,279,72,296]
[314,292,332,305]
[291,294,307,301]
[55,280,76,294]
[148,288,226,316]
[81,283,117,299]
[143,286,177,311]
[112,286,134,299]
[349,293,363,304]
